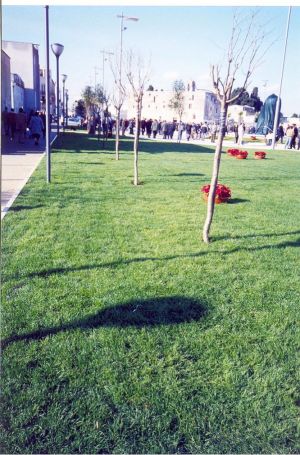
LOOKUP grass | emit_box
[1,132,300,454]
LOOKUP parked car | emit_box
[66,117,81,130]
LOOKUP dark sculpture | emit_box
[256,94,280,134]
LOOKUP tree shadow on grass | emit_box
[9,204,44,212]
[1,296,207,349]
[170,173,204,177]
[228,198,250,204]
[52,132,215,155]
[8,236,299,282]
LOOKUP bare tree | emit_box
[203,10,270,243]
[169,79,185,121]
[110,54,126,160]
[125,51,150,186]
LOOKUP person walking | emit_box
[291,124,298,149]
[152,119,158,138]
[146,119,152,138]
[277,124,284,144]
[7,108,17,141]
[233,123,238,143]
[16,108,27,144]
[161,121,167,139]
[28,111,44,146]
[186,123,192,141]
[2,107,9,136]
[211,123,217,143]
[177,121,184,143]
[238,123,244,146]
[285,125,294,149]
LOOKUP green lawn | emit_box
[1,132,300,454]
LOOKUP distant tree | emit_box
[230,87,250,105]
[94,84,107,108]
[82,85,95,117]
[126,51,151,186]
[82,85,106,116]
[169,80,185,141]
[147,84,154,91]
[230,86,262,112]
[291,113,298,118]
[75,99,86,118]
[203,10,270,243]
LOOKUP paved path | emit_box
[1,134,55,219]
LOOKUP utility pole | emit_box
[100,50,114,93]
[272,6,292,149]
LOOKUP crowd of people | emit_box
[2,107,46,146]
[3,106,300,150]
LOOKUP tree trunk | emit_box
[115,109,120,160]
[133,99,141,186]
[202,102,227,243]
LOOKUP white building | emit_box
[2,40,40,112]
[227,104,256,127]
[122,83,220,123]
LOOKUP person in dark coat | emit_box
[291,125,298,149]
[7,109,17,141]
[141,119,146,135]
[145,119,152,138]
[277,124,284,144]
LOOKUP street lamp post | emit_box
[100,50,114,94]
[62,74,67,131]
[45,5,51,183]
[65,89,69,129]
[51,42,64,137]
[116,14,139,92]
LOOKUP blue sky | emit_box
[3,5,300,115]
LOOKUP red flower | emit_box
[236,150,248,159]
[255,151,266,158]
[227,148,240,156]
[201,183,231,201]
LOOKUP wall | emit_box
[1,50,11,111]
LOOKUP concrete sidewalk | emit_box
[1,134,55,220]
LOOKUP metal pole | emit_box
[62,79,65,132]
[66,90,68,128]
[56,55,60,136]
[271,6,292,149]
[119,13,123,89]
[102,52,105,91]
[45,5,51,183]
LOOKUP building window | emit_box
[192,95,194,100]
[153,96,155,103]
[189,104,192,109]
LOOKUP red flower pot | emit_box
[202,193,229,204]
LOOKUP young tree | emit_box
[169,80,185,121]
[110,55,126,160]
[126,51,150,186]
[203,10,269,243]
